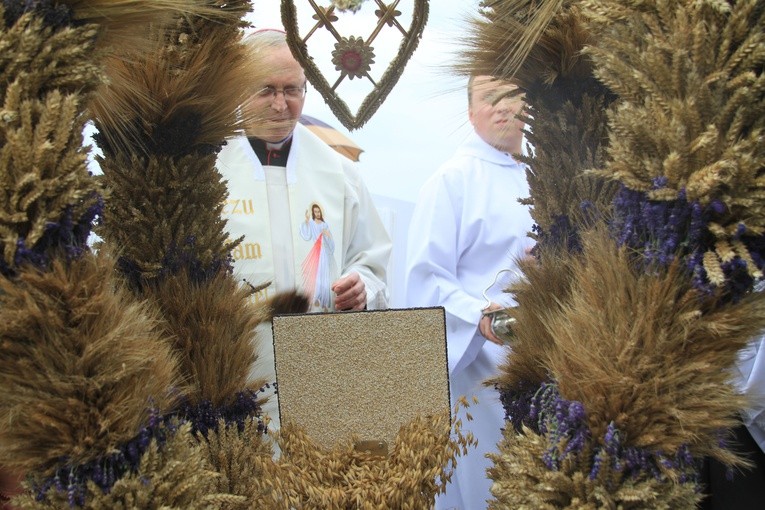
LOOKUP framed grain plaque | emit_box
[272,307,449,452]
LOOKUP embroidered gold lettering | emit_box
[244,242,262,259]
[232,241,262,260]
[223,199,255,215]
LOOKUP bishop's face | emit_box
[244,45,307,143]
[468,76,525,153]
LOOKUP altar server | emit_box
[405,75,534,509]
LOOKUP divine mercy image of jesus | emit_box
[300,202,336,311]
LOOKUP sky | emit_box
[246,0,482,203]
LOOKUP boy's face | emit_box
[468,76,525,153]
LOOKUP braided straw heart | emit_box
[281,0,429,130]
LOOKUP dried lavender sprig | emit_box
[530,384,590,470]
[610,181,765,302]
[0,197,103,278]
[175,388,266,438]
[525,383,700,486]
[532,200,604,257]
[532,214,581,255]
[32,389,265,506]
[499,381,540,434]
[32,407,171,506]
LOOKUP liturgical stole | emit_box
[218,129,345,312]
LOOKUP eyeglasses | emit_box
[255,85,307,101]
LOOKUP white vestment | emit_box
[405,132,535,509]
[217,124,390,309]
[735,334,765,452]
[216,123,391,432]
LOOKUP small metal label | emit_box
[354,440,388,458]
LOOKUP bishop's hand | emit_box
[332,272,366,311]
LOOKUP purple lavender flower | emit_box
[589,448,606,480]
[33,391,264,506]
[499,381,541,433]
[502,382,701,489]
[610,182,765,302]
[603,422,621,457]
[1,197,103,278]
[520,384,592,470]
[533,212,586,255]
[176,389,265,437]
